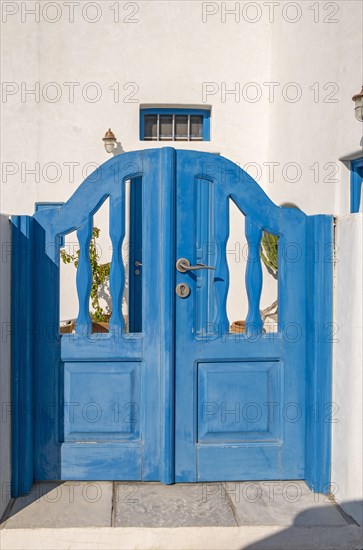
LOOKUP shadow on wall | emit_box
[112,142,125,156]
[280,202,301,210]
[0,214,11,519]
[243,500,362,550]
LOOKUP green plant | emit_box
[260,231,278,279]
[259,231,278,321]
[60,227,110,322]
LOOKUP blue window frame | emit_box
[350,158,363,213]
[140,108,210,141]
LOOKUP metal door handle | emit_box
[176,258,216,273]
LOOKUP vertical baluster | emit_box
[196,178,221,336]
[75,218,93,336]
[214,194,230,334]
[245,218,263,334]
[109,189,125,332]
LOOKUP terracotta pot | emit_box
[60,315,129,334]
[230,320,245,333]
[59,322,75,334]
[92,315,129,333]
[92,321,109,333]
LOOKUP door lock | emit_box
[176,283,190,298]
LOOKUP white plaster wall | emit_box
[0,215,12,519]
[1,0,275,323]
[1,0,273,215]
[2,1,362,321]
[332,213,363,524]
[267,0,362,215]
[1,1,361,321]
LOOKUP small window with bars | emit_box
[140,109,210,141]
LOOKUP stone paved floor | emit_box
[1,481,361,549]
[0,480,358,528]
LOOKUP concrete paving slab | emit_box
[3,482,113,528]
[1,525,362,550]
[224,481,349,526]
[114,482,237,527]
[1,481,360,550]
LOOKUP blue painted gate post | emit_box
[11,215,35,497]
[305,214,334,494]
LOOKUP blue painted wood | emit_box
[34,203,65,246]
[159,148,176,484]
[350,157,363,213]
[109,188,125,332]
[194,178,222,336]
[277,205,307,477]
[305,215,334,494]
[31,217,62,480]
[211,185,229,335]
[245,218,263,334]
[10,216,34,497]
[29,150,165,483]
[12,147,333,494]
[63,361,141,441]
[174,150,306,483]
[75,217,93,336]
[128,177,143,332]
[198,361,281,443]
[61,444,141,480]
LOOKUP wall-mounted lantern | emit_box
[352,86,363,122]
[102,128,117,153]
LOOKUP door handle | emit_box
[176,258,216,273]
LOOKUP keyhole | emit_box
[176,283,190,298]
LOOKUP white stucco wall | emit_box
[1,0,361,321]
[332,213,363,524]
[266,1,362,214]
[0,215,12,519]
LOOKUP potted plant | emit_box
[59,227,113,333]
[230,231,278,333]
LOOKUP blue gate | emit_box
[11,148,333,496]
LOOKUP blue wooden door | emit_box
[174,150,307,481]
[30,149,169,481]
[12,148,333,495]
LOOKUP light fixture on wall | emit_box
[102,128,117,153]
[352,86,363,122]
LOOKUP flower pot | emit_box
[92,321,109,333]
[60,315,129,334]
[59,321,75,334]
[91,314,129,333]
[230,320,245,333]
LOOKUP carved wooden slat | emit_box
[214,194,230,334]
[245,217,263,334]
[109,189,125,331]
[75,217,93,336]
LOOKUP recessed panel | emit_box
[198,361,281,443]
[63,361,141,441]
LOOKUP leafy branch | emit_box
[60,227,110,322]
[260,231,278,279]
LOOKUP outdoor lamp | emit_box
[102,128,117,153]
[352,86,363,122]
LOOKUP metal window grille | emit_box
[143,114,204,141]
